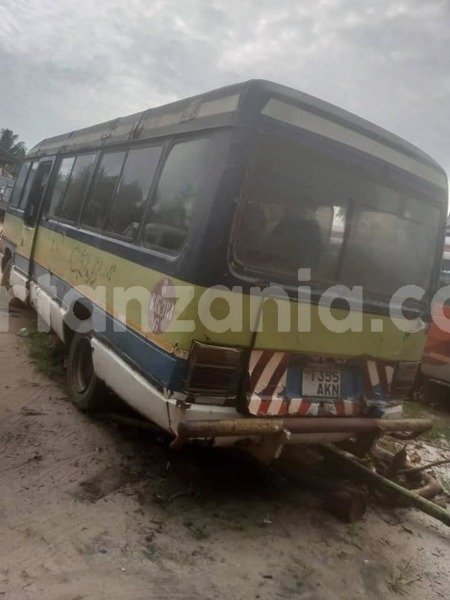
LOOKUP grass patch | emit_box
[403,400,450,445]
[403,400,426,419]
[346,522,360,540]
[386,559,420,595]
[422,421,450,445]
[21,328,66,380]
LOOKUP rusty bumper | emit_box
[175,416,433,441]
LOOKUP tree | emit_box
[0,128,27,162]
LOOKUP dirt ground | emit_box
[0,301,449,600]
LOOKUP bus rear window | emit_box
[234,134,441,297]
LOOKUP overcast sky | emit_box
[1,0,449,190]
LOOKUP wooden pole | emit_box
[320,445,450,528]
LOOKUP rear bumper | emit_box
[175,416,433,441]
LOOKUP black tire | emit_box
[66,332,105,413]
[1,258,12,289]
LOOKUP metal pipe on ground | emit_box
[176,417,433,439]
[320,444,450,528]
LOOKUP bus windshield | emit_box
[234,134,441,299]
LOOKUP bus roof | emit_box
[28,79,447,190]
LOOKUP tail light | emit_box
[184,342,245,399]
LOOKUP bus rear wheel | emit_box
[66,332,104,413]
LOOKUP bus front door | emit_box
[10,159,53,302]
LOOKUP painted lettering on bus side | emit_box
[49,234,65,264]
[148,277,176,334]
[69,246,116,285]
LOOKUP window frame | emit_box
[9,160,32,210]
[43,132,213,261]
[17,158,41,212]
[100,142,166,243]
[230,127,443,302]
[79,149,128,233]
[137,134,212,257]
[45,151,99,225]
[22,158,55,228]
[45,155,77,220]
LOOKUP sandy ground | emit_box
[0,301,449,600]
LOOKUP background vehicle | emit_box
[0,175,15,219]
[418,220,450,400]
[1,80,447,460]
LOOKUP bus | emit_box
[419,222,450,400]
[1,80,447,461]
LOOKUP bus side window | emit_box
[49,154,97,223]
[104,145,163,240]
[47,157,76,218]
[23,161,53,227]
[143,138,210,253]
[81,151,126,230]
[18,161,39,210]
[9,161,32,208]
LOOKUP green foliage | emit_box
[22,329,65,380]
[0,128,27,161]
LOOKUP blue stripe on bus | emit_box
[14,252,29,274]
[340,367,364,398]
[95,309,186,391]
[31,263,186,391]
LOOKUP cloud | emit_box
[0,0,449,188]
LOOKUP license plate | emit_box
[302,368,341,398]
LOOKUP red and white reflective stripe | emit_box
[257,353,287,396]
[366,360,379,387]
[248,394,264,415]
[377,362,389,395]
[248,350,289,416]
[287,398,303,415]
[306,402,320,417]
[264,397,285,415]
[385,366,394,386]
[248,352,391,417]
[363,359,395,397]
[248,396,361,417]
[337,400,356,416]
[249,351,288,395]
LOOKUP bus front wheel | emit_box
[66,332,104,413]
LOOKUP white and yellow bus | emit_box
[1,80,447,460]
